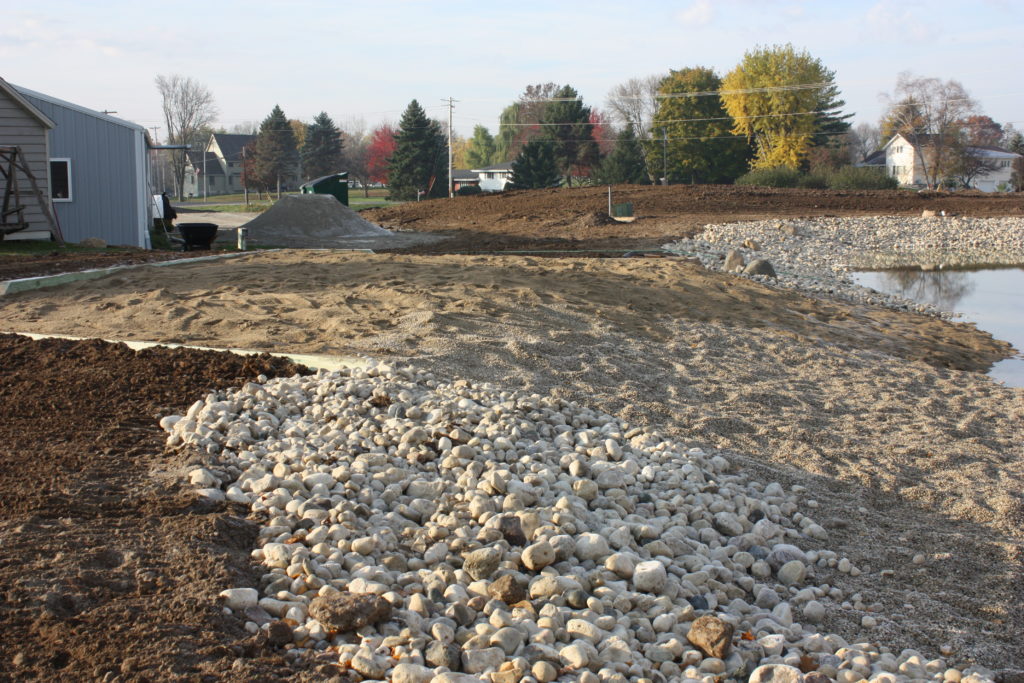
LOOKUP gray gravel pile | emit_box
[663,216,1024,317]
[163,362,997,682]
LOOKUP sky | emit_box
[3,0,1022,143]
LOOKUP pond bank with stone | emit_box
[663,216,1024,318]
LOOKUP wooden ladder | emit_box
[0,146,64,244]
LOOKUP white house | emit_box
[471,162,515,192]
[881,133,1019,191]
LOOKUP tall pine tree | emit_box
[509,140,560,189]
[387,100,448,200]
[301,112,343,180]
[597,124,650,185]
[247,104,299,194]
[541,85,597,186]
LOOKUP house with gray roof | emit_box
[184,132,255,197]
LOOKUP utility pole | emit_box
[150,126,162,191]
[443,97,458,198]
[662,127,668,186]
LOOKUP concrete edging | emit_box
[12,332,369,372]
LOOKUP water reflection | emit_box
[874,270,975,311]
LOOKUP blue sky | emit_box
[3,0,1021,141]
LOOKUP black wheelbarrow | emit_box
[172,222,219,251]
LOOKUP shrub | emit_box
[828,166,898,190]
[456,185,482,196]
[735,166,802,188]
[797,172,830,189]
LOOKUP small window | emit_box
[50,158,72,201]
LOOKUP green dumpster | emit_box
[301,172,349,206]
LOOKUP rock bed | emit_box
[662,216,1024,317]
[164,362,997,682]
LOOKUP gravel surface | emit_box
[168,362,1001,683]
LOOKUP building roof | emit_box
[12,82,146,135]
[884,133,1021,158]
[471,162,515,173]
[452,169,480,181]
[186,151,225,175]
[0,76,55,129]
[861,149,886,166]
[212,133,256,163]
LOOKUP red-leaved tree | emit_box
[367,124,397,184]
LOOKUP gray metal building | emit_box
[4,81,152,247]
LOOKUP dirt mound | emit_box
[0,334,336,681]
[242,194,423,249]
[366,184,1024,255]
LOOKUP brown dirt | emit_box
[0,334,357,682]
[365,184,1024,254]
[0,250,206,282]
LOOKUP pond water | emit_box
[852,267,1024,388]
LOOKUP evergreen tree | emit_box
[465,125,498,168]
[509,140,560,189]
[596,124,650,185]
[247,104,299,193]
[541,85,597,186]
[301,112,343,180]
[387,99,448,200]
[652,67,752,183]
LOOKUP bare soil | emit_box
[0,335,354,682]
[365,184,1024,254]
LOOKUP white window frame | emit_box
[50,158,73,202]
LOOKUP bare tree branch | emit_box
[155,74,218,199]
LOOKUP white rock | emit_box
[633,560,667,593]
[219,587,258,610]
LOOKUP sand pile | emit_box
[241,195,443,250]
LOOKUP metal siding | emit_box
[21,93,146,246]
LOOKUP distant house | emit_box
[452,169,481,192]
[184,132,255,197]
[471,162,515,192]
[1,76,153,247]
[881,133,1020,192]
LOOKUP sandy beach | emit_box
[1,246,1021,672]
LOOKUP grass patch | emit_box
[0,240,133,257]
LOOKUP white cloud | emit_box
[865,0,937,42]
[678,0,714,27]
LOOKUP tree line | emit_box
[156,46,1023,199]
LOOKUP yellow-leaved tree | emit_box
[721,44,843,170]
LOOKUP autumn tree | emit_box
[652,66,752,183]
[387,100,448,200]
[541,85,597,186]
[881,73,978,188]
[246,104,299,196]
[509,140,560,190]
[301,112,344,180]
[466,125,498,168]
[496,83,560,161]
[366,124,396,185]
[155,74,218,199]
[290,120,308,151]
[596,124,649,185]
[721,44,845,169]
[960,115,1003,147]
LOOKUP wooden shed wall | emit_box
[0,91,50,234]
